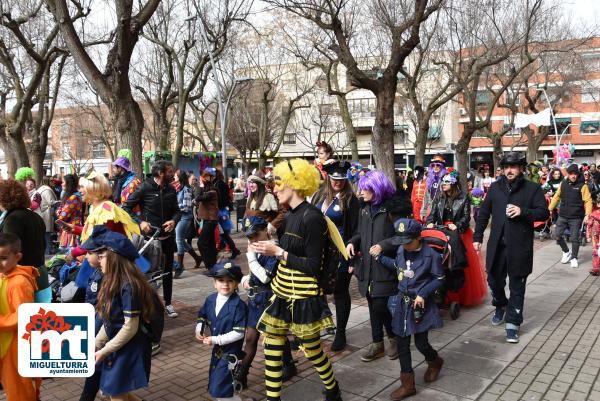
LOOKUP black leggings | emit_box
[161,238,175,306]
[397,332,438,373]
[333,270,352,332]
[198,220,218,270]
[367,294,394,343]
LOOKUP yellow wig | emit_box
[273,158,320,198]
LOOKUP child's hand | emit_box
[414,296,425,309]
[202,336,213,345]
[369,244,382,257]
[94,351,105,364]
[195,334,205,342]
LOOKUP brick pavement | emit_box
[477,274,600,401]
[2,231,596,401]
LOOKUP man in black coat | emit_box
[123,160,181,320]
[473,152,549,344]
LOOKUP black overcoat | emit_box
[473,175,549,277]
[349,200,398,297]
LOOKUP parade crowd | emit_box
[2,140,599,401]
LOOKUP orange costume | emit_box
[411,180,427,223]
[0,265,40,401]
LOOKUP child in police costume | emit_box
[84,227,155,401]
[236,216,296,388]
[375,218,445,400]
[196,262,249,401]
[0,233,40,401]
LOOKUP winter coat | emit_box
[425,190,471,233]
[35,185,57,232]
[0,208,46,268]
[473,175,549,277]
[122,177,181,229]
[349,200,398,297]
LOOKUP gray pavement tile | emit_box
[445,336,525,362]
[345,323,375,348]
[335,348,420,379]
[373,385,470,401]
[281,380,369,401]
[436,350,505,379]
[422,367,492,399]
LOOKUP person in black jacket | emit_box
[122,160,181,319]
[311,161,360,351]
[214,169,240,258]
[347,170,398,362]
[474,152,549,344]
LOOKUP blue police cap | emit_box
[81,225,140,261]
[210,260,243,283]
[203,167,217,177]
[393,218,422,244]
[242,216,268,238]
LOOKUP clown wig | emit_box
[15,167,35,182]
[273,158,321,198]
[358,170,395,206]
[471,187,485,198]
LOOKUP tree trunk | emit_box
[8,130,30,169]
[30,151,45,185]
[414,123,430,167]
[456,127,474,189]
[0,136,17,177]
[110,97,144,176]
[335,95,359,160]
[172,105,186,169]
[373,86,396,185]
[492,134,503,170]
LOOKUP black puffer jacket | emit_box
[123,177,181,228]
[349,199,398,298]
[426,190,471,233]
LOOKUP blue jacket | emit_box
[380,244,444,337]
[197,292,248,398]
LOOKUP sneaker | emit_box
[173,269,183,279]
[165,304,178,318]
[570,258,579,268]
[491,307,506,326]
[506,329,519,343]
[151,342,161,356]
[590,269,600,276]
[361,341,384,362]
[561,251,572,264]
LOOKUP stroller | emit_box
[420,228,462,320]
[46,254,84,303]
[131,226,167,289]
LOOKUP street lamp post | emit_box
[536,88,561,164]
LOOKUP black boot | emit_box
[331,329,346,352]
[323,384,343,401]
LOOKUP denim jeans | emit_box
[175,213,193,255]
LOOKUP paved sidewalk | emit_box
[5,234,597,401]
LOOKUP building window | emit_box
[61,142,70,158]
[60,120,70,137]
[92,141,106,158]
[319,103,335,116]
[580,121,600,135]
[550,117,572,136]
[475,90,492,107]
[581,86,600,103]
[583,54,600,71]
[283,132,296,145]
[347,98,376,117]
[394,124,409,144]
[505,89,521,107]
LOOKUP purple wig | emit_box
[358,170,396,205]
[426,164,447,197]
[471,187,485,197]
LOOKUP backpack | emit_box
[141,290,165,343]
[301,208,347,295]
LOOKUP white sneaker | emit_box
[165,304,178,318]
[561,251,572,264]
[570,258,579,268]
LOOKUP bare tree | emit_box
[45,0,162,175]
[263,0,443,184]
[0,0,69,176]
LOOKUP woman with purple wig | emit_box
[347,170,399,362]
[420,154,447,221]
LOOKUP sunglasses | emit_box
[441,179,454,185]
[431,163,443,168]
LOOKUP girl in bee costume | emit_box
[251,159,342,401]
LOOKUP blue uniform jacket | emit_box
[379,244,445,337]
[197,292,248,398]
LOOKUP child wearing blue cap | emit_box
[196,261,249,401]
[81,227,155,400]
[371,218,445,400]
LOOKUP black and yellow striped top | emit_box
[271,201,327,300]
